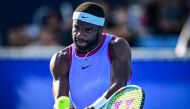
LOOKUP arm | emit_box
[105,37,131,98]
[88,38,131,108]
[50,49,71,107]
[175,14,190,57]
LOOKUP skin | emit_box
[72,20,103,52]
[50,19,131,109]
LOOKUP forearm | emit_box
[105,81,126,99]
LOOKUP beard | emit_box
[73,34,100,51]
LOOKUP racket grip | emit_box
[90,96,107,109]
[97,102,107,109]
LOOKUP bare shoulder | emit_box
[109,37,131,60]
[110,37,130,49]
[50,47,70,80]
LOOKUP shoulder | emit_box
[109,36,130,49]
[109,36,131,60]
[50,46,70,79]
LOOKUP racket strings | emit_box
[106,88,143,109]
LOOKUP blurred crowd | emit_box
[0,0,190,47]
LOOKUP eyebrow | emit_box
[73,20,99,28]
[73,23,96,30]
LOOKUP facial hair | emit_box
[74,33,100,52]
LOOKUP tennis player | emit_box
[50,2,131,109]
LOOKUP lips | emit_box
[75,38,88,46]
[77,39,86,43]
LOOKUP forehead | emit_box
[72,20,100,28]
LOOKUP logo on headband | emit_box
[82,16,88,18]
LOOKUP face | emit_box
[72,20,102,51]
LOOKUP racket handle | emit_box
[90,96,107,109]
[97,102,107,109]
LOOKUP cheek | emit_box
[89,32,99,40]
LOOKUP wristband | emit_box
[90,96,107,109]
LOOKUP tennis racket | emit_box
[98,85,145,109]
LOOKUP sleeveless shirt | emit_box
[69,33,114,109]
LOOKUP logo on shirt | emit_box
[82,65,91,70]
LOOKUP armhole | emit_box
[108,37,116,63]
[68,46,72,71]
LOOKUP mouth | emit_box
[75,39,88,47]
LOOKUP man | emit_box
[50,2,131,109]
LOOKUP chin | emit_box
[78,46,89,51]
[74,44,87,51]
[74,42,88,50]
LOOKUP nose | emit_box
[75,31,86,39]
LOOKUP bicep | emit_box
[50,53,58,79]
[50,53,62,99]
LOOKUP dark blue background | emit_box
[0,58,190,109]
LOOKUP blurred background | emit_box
[0,0,190,109]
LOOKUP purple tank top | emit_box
[69,33,114,109]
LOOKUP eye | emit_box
[86,28,93,33]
